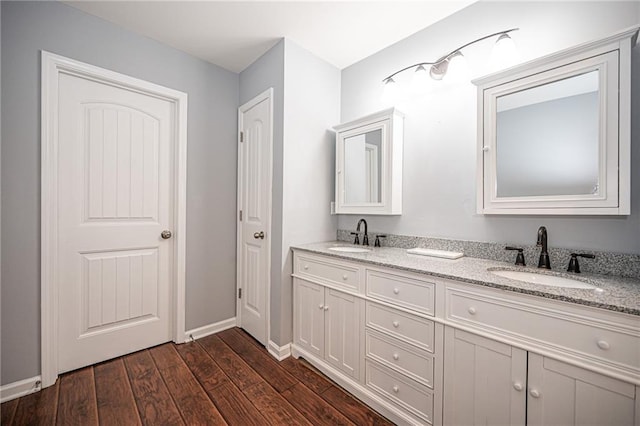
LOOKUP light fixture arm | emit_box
[382,28,519,82]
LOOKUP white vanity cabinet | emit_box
[443,327,527,426]
[292,249,640,425]
[292,250,443,425]
[293,279,362,379]
[443,280,640,426]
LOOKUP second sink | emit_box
[490,269,598,289]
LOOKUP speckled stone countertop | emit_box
[292,242,640,316]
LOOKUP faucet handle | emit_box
[505,246,526,266]
[350,232,360,245]
[567,253,595,273]
[374,235,387,247]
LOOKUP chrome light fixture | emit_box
[382,28,519,86]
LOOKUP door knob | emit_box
[161,230,172,239]
[253,231,265,239]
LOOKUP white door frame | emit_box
[236,88,273,348]
[40,51,188,388]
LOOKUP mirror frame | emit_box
[334,108,404,215]
[473,26,637,215]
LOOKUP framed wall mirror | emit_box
[474,27,637,215]
[334,108,404,215]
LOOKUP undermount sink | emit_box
[490,269,598,290]
[328,246,371,253]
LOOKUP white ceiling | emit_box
[64,1,476,73]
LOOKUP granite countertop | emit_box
[292,241,640,316]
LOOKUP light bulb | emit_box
[444,51,469,83]
[490,33,519,71]
[381,77,398,105]
[411,65,430,94]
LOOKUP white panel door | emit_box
[443,327,527,426]
[57,72,174,373]
[527,353,637,426]
[238,93,271,345]
[293,279,325,358]
[325,289,361,380]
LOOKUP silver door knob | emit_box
[161,230,172,239]
[253,231,265,239]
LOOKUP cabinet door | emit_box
[444,327,527,426]
[527,353,637,426]
[325,288,361,379]
[293,279,324,358]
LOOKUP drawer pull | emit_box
[513,382,523,392]
[392,353,399,361]
[318,304,324,310]
[529,389,541,399]
[597,340,610,350]
[342,274,348,280]
[468,307,477,315]
[324,306,329,311]
[393,288,400,295]
[392,385,399,393]
[304,265,309,270]
[392,321,400,328]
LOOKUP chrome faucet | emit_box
[536,226,551,269]
[356,218,369,246]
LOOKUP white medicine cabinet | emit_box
[334,108,404,215]
[473,27,638,215]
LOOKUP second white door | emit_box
[237,90,272,345]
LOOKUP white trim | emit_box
[236,88,274,347]
[40,51,188,388]
[268,340,292,361]
[1,376,42,403]
[186,317,237,341]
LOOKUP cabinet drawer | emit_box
[366,360,433,424]
[295,253,361,292]
[366,269,435,315]
[366,302,434,352]
[446,287,640,375]
[366,330,434,387]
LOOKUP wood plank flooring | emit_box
[1,328,394,425]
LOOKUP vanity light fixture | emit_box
[382,28,519,88]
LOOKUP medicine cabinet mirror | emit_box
[334,108,404,215]
[474,27,637,215]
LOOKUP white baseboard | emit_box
[185,317,236,341]
[1,376,42,403]
[268,340,292,361]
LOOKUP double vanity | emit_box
[291,243,640,425]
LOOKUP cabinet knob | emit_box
[392,353,399,361]
[392,321,400,328]
[513,382,523,392]
[318,304,324,310]
[597,340,610,350]
[393,288,400,295]
[342,274,348,280]
[468,307,477,315]
[304,265,309,270]
[324,306,329,311]
[529,389,541,399]
[392,385,399,393]
[482,146,490,152]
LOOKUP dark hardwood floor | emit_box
[1,327,394,425]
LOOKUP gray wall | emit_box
[239,39,341,346]
[1,1,239,385]
[280,39,340,345]
[340,1,640,254]
[239,40,286,344]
